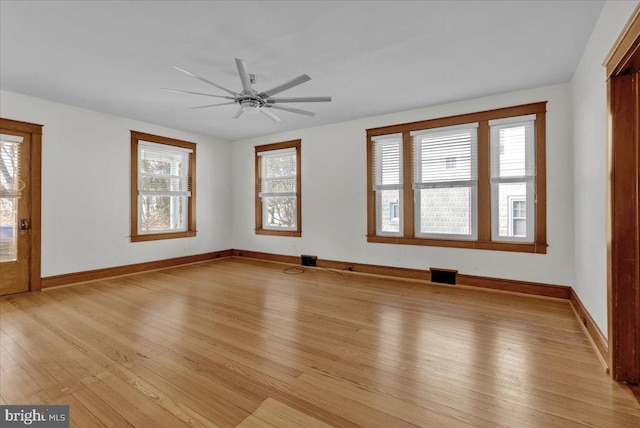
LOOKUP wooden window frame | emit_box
[130,131,197,242]
[255,140,302,237]
[366,102,547,254]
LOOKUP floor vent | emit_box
[301,255,317,267]
[430,268,457,285]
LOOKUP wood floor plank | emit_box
[1,257,638,427]
[243,398,334,428]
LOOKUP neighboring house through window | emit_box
[130,131,196,242]
[255,140,301,237]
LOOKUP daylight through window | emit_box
[255,140,301,237]
[131,131,196,242]
[366,102,546,253]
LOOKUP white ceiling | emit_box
[0,1,604,142]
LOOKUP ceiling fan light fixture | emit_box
[240,100,260,113]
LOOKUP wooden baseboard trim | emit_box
[569,288,609,372]
[456,273,570,299]
[232,249,571,299]
[231,249,299,264]
[41,250,233,289]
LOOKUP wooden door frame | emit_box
[605,4,640,382]
[0,118,42,293]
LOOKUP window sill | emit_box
[131,231,197,242]
[256,229,302,237]
[366,235,547,254]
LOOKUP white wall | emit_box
[571,0,639,337]
[232,84,575,286]
[0,90,232,277]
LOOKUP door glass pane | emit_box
[1,138,21,262]
[0,198,17,262]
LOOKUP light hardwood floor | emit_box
[1,257,638,427]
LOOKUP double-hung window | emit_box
[255,140,301,237]
[490,115,536,242]
[372,134,403,235]
[131,131,196,242]
[367,102,546,253]
[412,124,478,239]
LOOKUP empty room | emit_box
[1,1,639,427]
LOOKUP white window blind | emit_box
[258,147,297,198]
[489,115,535,241]
[138,141,192,197]
[0,134,24,198]
[411,123,478,238]
[372,134,402,191]
[411,123,478,188]
[372,134,403,235]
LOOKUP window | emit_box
[372,134,402,235]
[412,124,478,239]
[131,131,196,242]
[509,198,527,237]
[367,102,547,253]
[255,140,301,237]
[490,115,536,242]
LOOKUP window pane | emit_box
[264,153,296,181]
[141,176,185,192]
[140,195,185,232]
[513,219,526,237]
[414,127,476,184]
[418,187,471,236]
[496,183,526,238]
[377,140,401,185]
[140,149,186,175]
[263,196,297,229]
[379,189,400,233]
[497,126,526,177]
[0,198,17,262]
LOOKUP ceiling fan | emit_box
[163,58,332,122]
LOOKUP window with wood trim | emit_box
[367,102,547,253]
[131,131,196,242]
[255,140,301,237]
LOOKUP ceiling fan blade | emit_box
[232,108,244,119]
[258,74,311,98]
[267,96,331,103]
[269,105,316,117]
[162,88,235,99]
[173,66,237,96]
[260,108,282,122]
[189,102,236,110]
[235,58,253,93]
